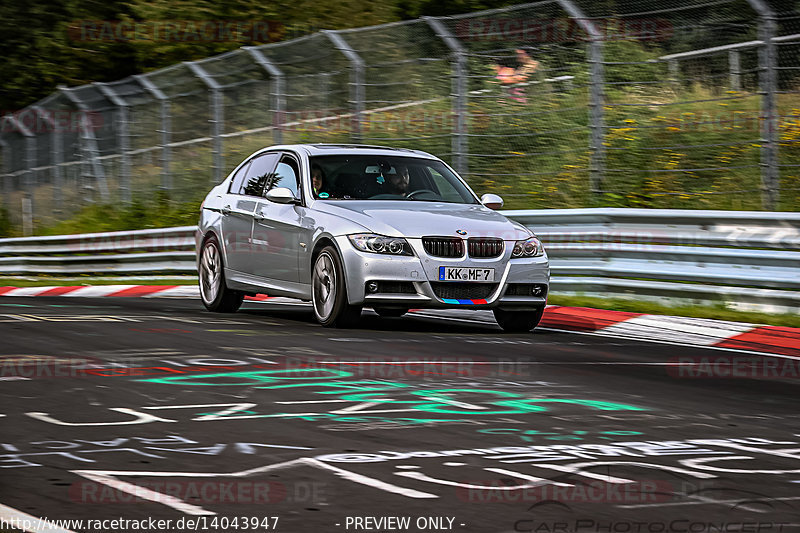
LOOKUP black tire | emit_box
[199,234,244,313]
[312,246,362,327]
[373,307,408,318]
[493,307,544,333]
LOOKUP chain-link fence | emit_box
[1,0,799,234]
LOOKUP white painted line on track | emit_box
[61,285,132,297]
[0,502,77,533]
[77,472,213,516]
[142,286,199,298]
[598,315,755,346]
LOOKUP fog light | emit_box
[531,285,543,296]
[367,281,379,293]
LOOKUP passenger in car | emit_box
[311,164,326,196]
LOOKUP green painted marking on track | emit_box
[137,368,649,416]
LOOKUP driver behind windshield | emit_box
[386,164,410,197]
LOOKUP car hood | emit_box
[312,201,532,240]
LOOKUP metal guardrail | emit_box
[506,208,800,313]
[0,226,196,274]
[2,209,799,312]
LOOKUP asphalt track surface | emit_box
[0,297,798,533]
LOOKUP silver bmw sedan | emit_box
[197,144,549,331]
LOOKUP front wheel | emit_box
[493,307,544,333]
[199,235,244,313]
[312,247,362,327]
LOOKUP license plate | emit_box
[438,266,495,282]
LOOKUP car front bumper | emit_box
[335,235,549,310]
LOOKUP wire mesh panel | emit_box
[437,1,593,208]
[254,34,351,145]
[195,49,275,181]
[335,19,452,157]
[768,0,800,211]
[2,1,800,236]
[144,63,213,202]
[578,0,766,210]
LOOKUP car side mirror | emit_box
[265,187,299,204]
[480,193,504,210]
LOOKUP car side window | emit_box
[227,161,251,195]
[265,155,300,198]
[238,152,280,197]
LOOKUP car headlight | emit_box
[348,234,413,256]
[512,236,544,258]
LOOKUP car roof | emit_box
[256,143,439,160]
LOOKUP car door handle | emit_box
[221,205,232,215]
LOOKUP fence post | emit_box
[729,50,742,91]
[557,0,605,195]
[185,62,224,185]
[746,0,779,210]
[58,86,110,202]
[424,16,468,177]
[4,114,36,235]
[134,74,172,193]
[244,47,285,145]
[323,30,364,142]
[185,61,224,185]
[31,106,61,215]
[95,83,131,204]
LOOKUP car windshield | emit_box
[309,154,479,204]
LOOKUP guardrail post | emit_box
[94,83,131,204]
[746,0,780,210]
[244,47,285,145]
[729,50,741,91]
[31,106,62,214]
[425,16,468,177]
[185,61,224,185]
[557,0,605,195]
[58,86,110,203]
[3,114,36,235]
[323,31,364,143]
[135,75,172,193]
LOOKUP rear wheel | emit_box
[493,307,544,333]
[373,307,408,318]
[199,235,244,313]
[312,247,362,327]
